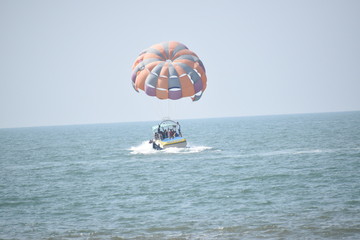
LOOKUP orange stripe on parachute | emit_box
[134,61,161,91]
[143,53,164,61]
[150,43,167,60]
[174,64,195,97]
[134,70,149,91]
[156,80,168,99]
[168,41,180,59]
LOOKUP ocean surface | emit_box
[1,112,360,240]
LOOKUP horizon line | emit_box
[1,110,359,130]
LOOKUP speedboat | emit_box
[149,120,187,150]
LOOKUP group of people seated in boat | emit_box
[154,126,182,140]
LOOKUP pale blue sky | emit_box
[1,0,359,128]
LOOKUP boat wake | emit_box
[129,141,212,155]
[129,141,157,155]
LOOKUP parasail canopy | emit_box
[131,41,207,101]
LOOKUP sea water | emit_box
[1,112,360,239]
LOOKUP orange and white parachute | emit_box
[131,41,207,101]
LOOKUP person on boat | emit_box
[169,129,175,139]
[177,122,182,137]
[157,127,164,140]
[167,129,171,139]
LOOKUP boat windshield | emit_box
[152,120,183,140]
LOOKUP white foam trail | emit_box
[162,145,213,154]
[187,145,213,153]
[259,148,336,157]
[129,141,157,155]
[129,142,212,155]
[291,149,324,155]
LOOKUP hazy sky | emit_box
[1,0,359,128]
